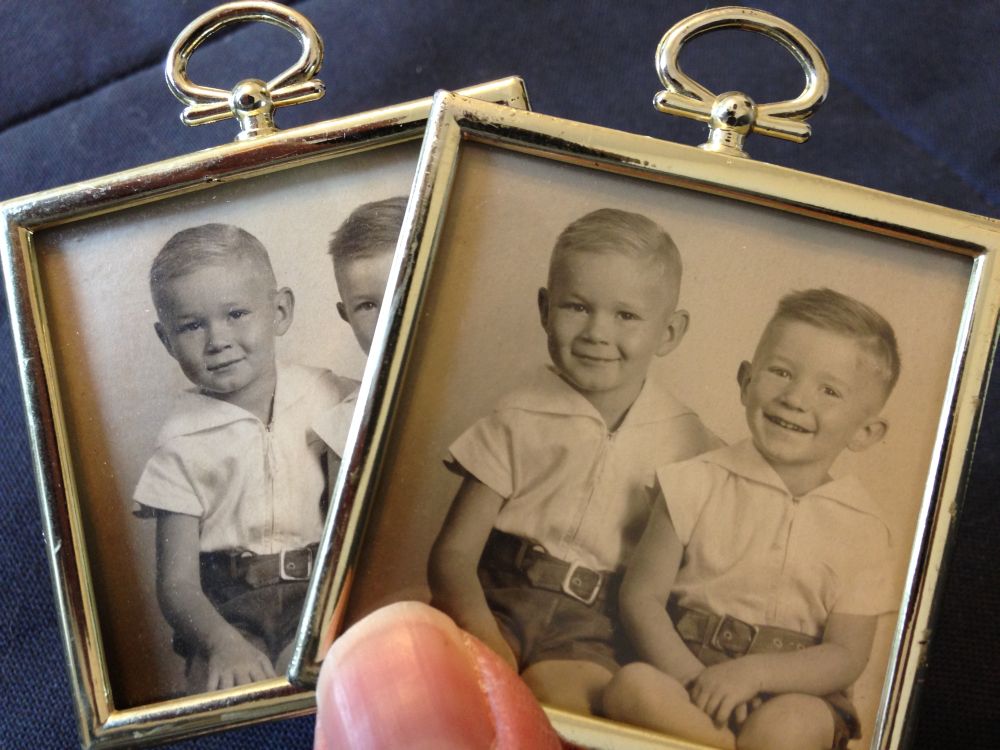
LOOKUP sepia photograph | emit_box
[30,143,416,708]
[3,2,1000,749]
[323,98,996,750]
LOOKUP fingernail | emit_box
[316,602,497,750]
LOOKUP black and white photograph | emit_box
[2,54,528,741]
[333,132,985,750]
[30,143,416,708]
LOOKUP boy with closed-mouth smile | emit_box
[134,223,355,695]
[429,208,719,714]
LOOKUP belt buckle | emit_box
[279,547,313,581]
[561,562,602,605]
[710,614,759,656]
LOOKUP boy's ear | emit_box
[273,287,295,336]
[336,301,349,323]
[847,416,889,453]
[737,360,752,405]
[154,322,175,359]
[654,309,689,357]
[537,287,550,329]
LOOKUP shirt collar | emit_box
[311,396,358,457]
[705,439,887,521]
[155,361,311,444]
[498,366,693,428]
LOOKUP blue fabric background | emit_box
[1,2,997,747]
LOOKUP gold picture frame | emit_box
[0,74,528,747]
[296,90,1000,750]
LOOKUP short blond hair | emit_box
[549,208,682,299]
[766,287,901,395]
[329,196,407,263]
[150,223,275,312]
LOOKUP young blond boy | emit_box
[133,224,356,694]
[429,208,720,714]
[604,288,900,750]
[311,196,407,465]
[331,195,406,354]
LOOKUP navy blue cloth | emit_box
[1,2,997,748]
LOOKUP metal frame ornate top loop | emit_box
[655,6,829,159]
[165,0,325,141]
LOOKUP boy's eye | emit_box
[822,385,842,398]
[560,302,588,313]
[617,311,640,322]
[355,301,378,313]
[175,321,201,334]
[767,366,791,378]
[228,309,250,320]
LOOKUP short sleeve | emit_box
[291,364,359,457]
[655,459,715,545]
[320,370,361,406]
[312,397,357,457]
[132,443,203,518]
[448,412,515,498]
[833,524,899,616]
[681,415,726,457]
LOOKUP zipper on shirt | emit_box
[564,427,615,548]
[768,493,800,622]
[781,496,799,569]
[263,421,276,554]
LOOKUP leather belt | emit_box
[670,601,820,657]
[482,529,619,607]
[201,543,318,588]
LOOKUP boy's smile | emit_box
[740,320,888,494]
[155,260,293,417]
[539,249,685,427]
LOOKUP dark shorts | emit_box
[682,635,860,750]
[173,559,308,667]
[477,556,624,674]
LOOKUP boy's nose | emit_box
[582,312,612,342]
[779,381,810,410]
[204,320,233,352]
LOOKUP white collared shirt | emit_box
[661,440,897,637]
[134,362,357,554]
[449,367,720,572]
[312,394,358,459]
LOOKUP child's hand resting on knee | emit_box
[687,658,764,729]
[206,629,277,691]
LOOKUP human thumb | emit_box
[314,601,565,750]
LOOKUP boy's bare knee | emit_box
[603,662,688,722]
[522,659,613,715]
[737,694,834,750]
[274,639,294,673]
[604,663,648,718]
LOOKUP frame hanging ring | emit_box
[654,6,829,158]
[165,0,325,140]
